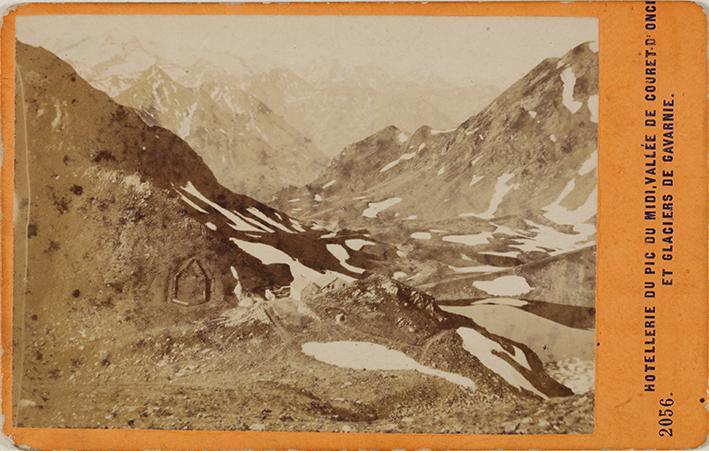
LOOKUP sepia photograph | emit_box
[12,14,597,434]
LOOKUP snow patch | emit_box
[473,275,532,297]
[430,128,455,135]
[543,181,597,232]
[380,151,417,173]
[181,182,267,233]
[345,239,375,251]
[587,95,599,123]
[511,220,595,254]
[229,238,352,300]
[289,220,307,233]
[302,341,475,389]
[393,271,407,280]
[326,244,366,274]
[528,110,537,119]
[247,207,294,233]
[205,222,217,231]
[177,192,208,214]
[410,232,432,240]
[323,180,336,189]
[314,194,323,202]
[560,67,583,114]
[579,149,598,175]
[362,197,401,218]
[461,173,516,220]
[456,327,544,398]
[437,166,446,176]
[397,131,409,143]
[468,175,484,187]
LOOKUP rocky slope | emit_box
[274,42,598,307]
[13,41,590,433]
[113,64,327,201]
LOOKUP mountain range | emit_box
[113,64,327,201]
[13,39,595,433]
[51,35,500,157]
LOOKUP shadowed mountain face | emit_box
[12,41,592,433]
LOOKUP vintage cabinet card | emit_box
[0,1,706,449]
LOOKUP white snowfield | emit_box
[512,220,594,254]
[473,275,532,297]
[442,232,493,246]
[301,341,476,389]
[362,197,402,218]
[345,239,375,251]
[326,244,366,274]
[410,231,432,240]
[461,173,516,220]
[456,327,546,398]
[560,67,583,114]
[229,238,353,300]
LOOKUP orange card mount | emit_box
[0,2,707,450]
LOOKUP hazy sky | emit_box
[17,15,596,88]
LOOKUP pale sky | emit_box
[17,15,597,88]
